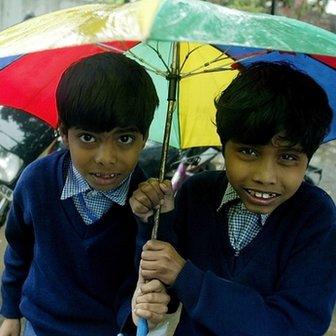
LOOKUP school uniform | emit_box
[157,170,336,336]
[1,149,146,336]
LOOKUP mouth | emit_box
[91,172,119,179]
[242,188,281,208]
[245,188,280,200]
[89,172,122,186]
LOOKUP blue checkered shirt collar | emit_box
[217,183,268,226]
[60,164,131,206]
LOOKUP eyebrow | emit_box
[235,142,304,152]
[278,147,304,153]
[74,126,139,133]
[113,127,139,133]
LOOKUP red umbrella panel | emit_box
[0,41,138,127]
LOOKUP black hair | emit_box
[56,52,159,135]
[215,62,332,159]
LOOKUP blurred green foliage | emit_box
[206,0,328,17]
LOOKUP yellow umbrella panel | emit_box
[128,41,239,149]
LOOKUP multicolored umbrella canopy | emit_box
[0,0,336,150]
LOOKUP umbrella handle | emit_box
[136,317,148,336]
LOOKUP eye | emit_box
[118,134,135,145]
[239,147,258,157]
[280,153,299,162]
[79,133,96,143]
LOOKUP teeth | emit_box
[94,173,116,178]
[248,189,277,199]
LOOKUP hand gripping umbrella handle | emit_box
[136,207,161,336]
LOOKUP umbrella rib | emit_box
[147,42,170,72]
[182,55,233,77]
[97,42,167,76]
[180,44,232,74]
[182,66,233,78]
[182,50,271,78]
[96,42,128,53]
[126,48,167,77]
[179,44,204,72]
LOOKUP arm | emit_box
[1,188,34,320]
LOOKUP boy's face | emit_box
[224,134,308,214]
[61,126,147,191]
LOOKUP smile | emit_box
[245,189,279,199]
[92,173,118,179]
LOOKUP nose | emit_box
[94,143,117,166]
[251,157,277,185]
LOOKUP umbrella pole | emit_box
[136,42,180,336]
[151,41,180,240]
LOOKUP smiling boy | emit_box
[0,53,170,336]
[224,133,308,215]
[130,62,336,335]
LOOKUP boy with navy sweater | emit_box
[130,62,336,335]
[0,53,170,336]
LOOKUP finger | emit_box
[137,292,170,305]
[140,182,164,209]
[143,239,169,251]
[140,279,166,293]
[147,178,166,196]
[141,250,163,261]
[141,269,161,281]
[134,303,168,316]
[130,191,154,212]
[159,180,174,196]
[141,259,161,271]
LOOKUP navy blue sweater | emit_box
[158,171,336,336]
[0,150,146,336]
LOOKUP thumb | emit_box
[160,180,174,197]
[159,180,174,213]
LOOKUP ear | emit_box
[59,123,69,148]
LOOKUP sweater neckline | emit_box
[213,172,280,275]
[56,150,125,239]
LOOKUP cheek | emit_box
[225,160,249,183]
[120,147,143,167]
[280,168,306,195]
[68,145,90,167]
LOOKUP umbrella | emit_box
[0,0,336,333]
[1,0,336,148]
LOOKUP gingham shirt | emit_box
[218,183,269,255]
[61,163,131,225]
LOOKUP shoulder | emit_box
[183,170,224,189]
[281,182,336,237]
[177,170,227,205]
[293,182,335,215]
[15,150,68,191]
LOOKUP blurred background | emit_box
[0,0,335,33]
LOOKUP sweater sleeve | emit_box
[1,184,34,318]
[169,179,336,336]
